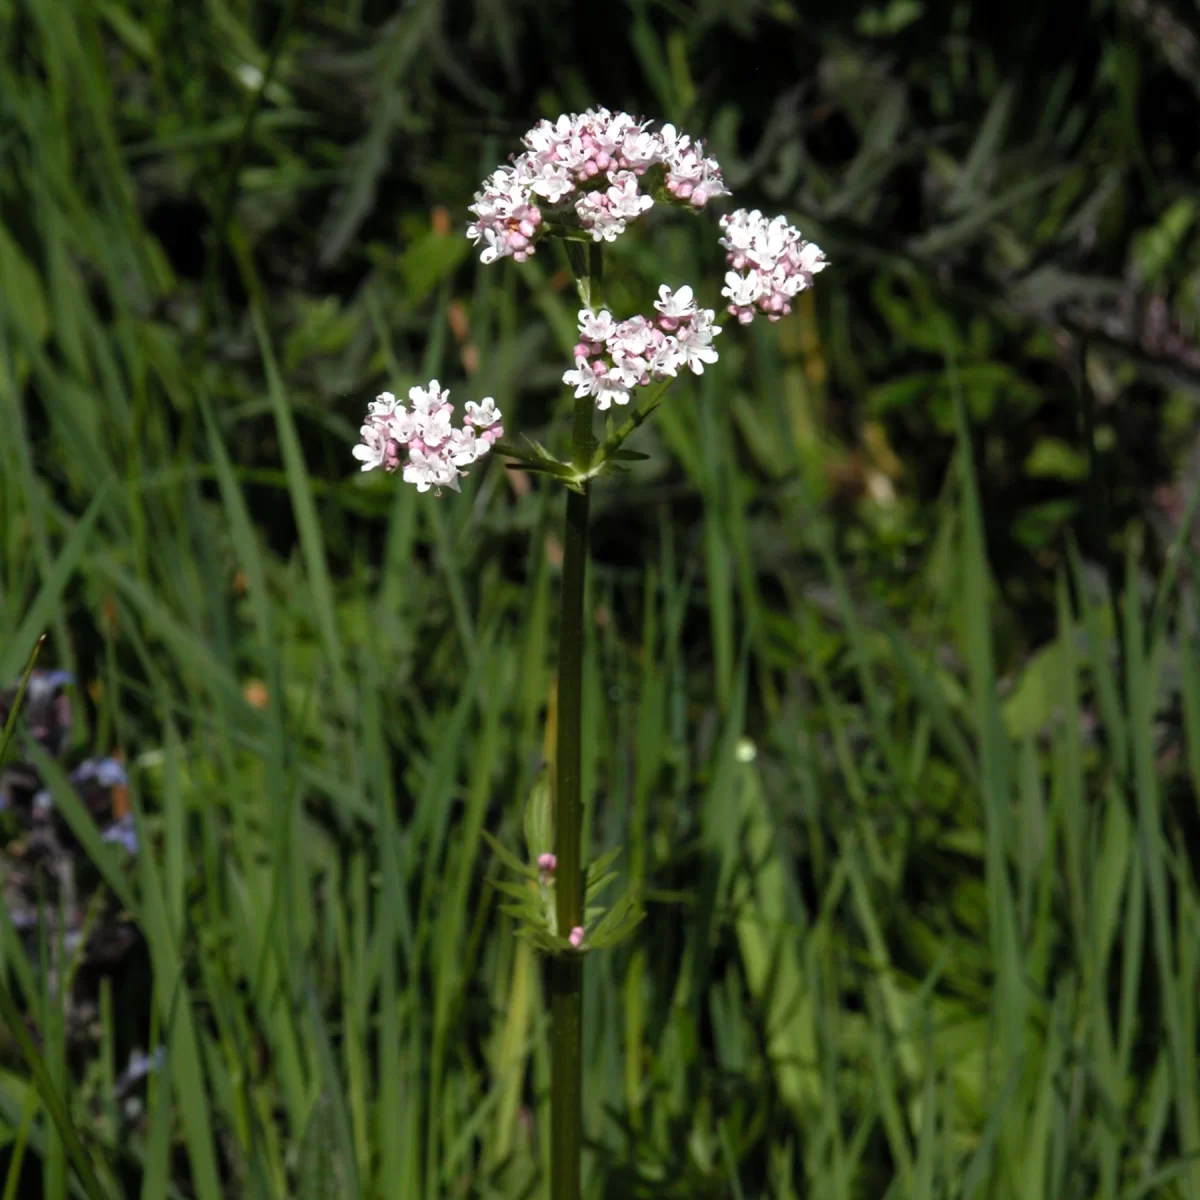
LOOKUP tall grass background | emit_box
[1,0,1199,1196]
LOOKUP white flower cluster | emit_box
[563,285,721,411]
[467,109,729,264]
[352,381,503,493]
[719,209,829,324]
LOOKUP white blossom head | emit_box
[354,383,503,495]
[562,286,721,410]
[466,109,730,264]
[719,209,828,324]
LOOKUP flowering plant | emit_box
[353,107,827,1198]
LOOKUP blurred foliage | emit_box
[1,0,1200,1196]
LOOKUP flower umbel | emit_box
[353,381,503,494]
[719,208,828,324]
[467,108,730,264]
[564,286,721,411]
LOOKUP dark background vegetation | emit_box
[2,0,1200,1196]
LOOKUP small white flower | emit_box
[401,450,437,492]
[523,114,575,160]
[654,284,697,321]
[606,171,654,220]
[575,192,626,242]
[416,404,453,447]
[648,338,685,378]
[403,448,455,493]
[659,123,691,159]
[447,426,480,466]
[719,209,762,259]
[595,374,633,411]
[464,396,501,428]
[367,391,398,418]
[578,308,617,344]
[793,241,829,284]
[722,270,763,307]
[352,425,388,471]
[388,406,415,444]
[679,338,720,374]
[564,357,600,398]
[621,128,663,171]
[528,162,574,204]
[611,316,655,362]
[408,380,447,413]
[676,308,721,374]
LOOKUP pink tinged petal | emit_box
[465,396,501,428]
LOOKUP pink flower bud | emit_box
[568,926,585,949]
[537,853,557,872]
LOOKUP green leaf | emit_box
[1132,197,1196,287]
[0,636,44,772]
[0,483,111,683]
[1024,438,1089,481]
[585,887,644,949]
[0,979,110,1200]
[522,768,554,862]
[481,829,535,879]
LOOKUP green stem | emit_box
[550,393,594,1200]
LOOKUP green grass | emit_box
[1,0,1199,1197]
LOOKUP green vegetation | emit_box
[1,0,1199,1196]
